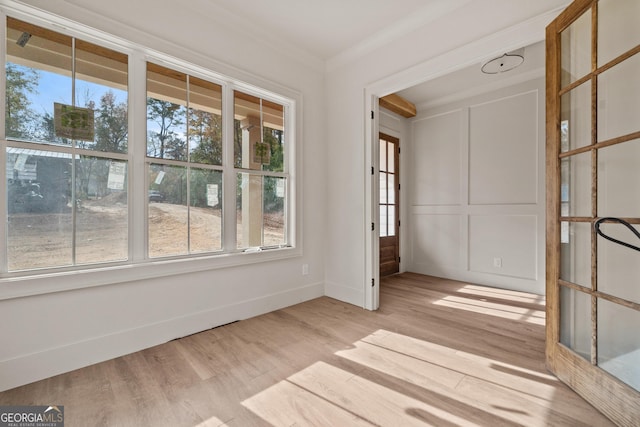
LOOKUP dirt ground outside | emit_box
[7,197,285,271]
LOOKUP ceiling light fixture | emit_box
[16,32,31,47]
[481,52,524,74]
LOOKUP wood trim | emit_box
[234,90,284,113]
[553,0,593,32]
[7,16,71,47]
[553,344,640,426]
[7,17,127,64]
[147,62,187,82]
[558,280,640,312]
[558,130,640,158]
[379,94,416,118]
[545,16,562,368]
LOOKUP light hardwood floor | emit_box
[0,273,616,426]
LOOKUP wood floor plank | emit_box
[0,273,617,426]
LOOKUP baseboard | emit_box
[324,281,365,308]
[0,282,324,392]
[408,263,543,295]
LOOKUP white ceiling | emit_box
[204,0,471,62]
[203,0,546,107]
[397,41,546,110]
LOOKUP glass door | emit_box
[546,0,640,425]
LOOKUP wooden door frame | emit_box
[379,132,400,277]
[546,1,640,425]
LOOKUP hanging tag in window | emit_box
[54,102,95,141]
[276,179,285,198]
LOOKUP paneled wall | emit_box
[408,78,545,294]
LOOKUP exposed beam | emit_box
[379,93,416,118]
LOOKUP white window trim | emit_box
[0,2,302,301]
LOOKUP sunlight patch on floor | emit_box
[433,295,545,324]
[455,285,545,305]
[241,329,568,426]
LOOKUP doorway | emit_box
[379,133,400,277]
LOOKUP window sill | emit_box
[0,246,300,301]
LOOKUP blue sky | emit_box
[11,62,127,118]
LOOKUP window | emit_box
[146,63,223,257]
[4,18,128,271]
[1,14,294,278]
[234,91,287,249]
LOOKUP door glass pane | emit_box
[387,174,395,205]
[379,139,387,172]
[560,222,591,287]
[560,81,591,152]
[7,147,72,270]
[597,52,640,142]
[560,9,592,87]
[379,172,387,204]
[597,221,640,305]
[379,205,388,237]
[598,298,640,391]
[598,0,640,67]
[388,206,396,237]
[597,139,640,218]
[560,286,591,361]
[561,152,591,217]
[387,143,395,173]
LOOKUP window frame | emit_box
[0,4,301,299]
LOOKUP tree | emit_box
[189,109,222,165]
[95,91,128,153]
[5,63,40,139]
[147,98,186,160]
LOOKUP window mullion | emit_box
[0,12,7,273]
[222,84,236,251]
[130,52,147,261]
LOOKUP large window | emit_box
[4,18,128,271]
[1,15,294,277]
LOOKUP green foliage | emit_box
[95,91,128,153]
[189,109,222,165]
[5,63,40,139]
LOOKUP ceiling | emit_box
[203,0,471,62]
[397,41,546,111]
[203,0,545,109]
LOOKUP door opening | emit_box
[379,133,400,277]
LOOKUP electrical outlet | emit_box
[493,257,502,268]
[302,264,309,276]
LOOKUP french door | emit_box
[379,133,399,277]
[546,0,640,425]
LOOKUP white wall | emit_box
[407,79,545,294]
[0,0,326,391]
[325,1,569,306]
